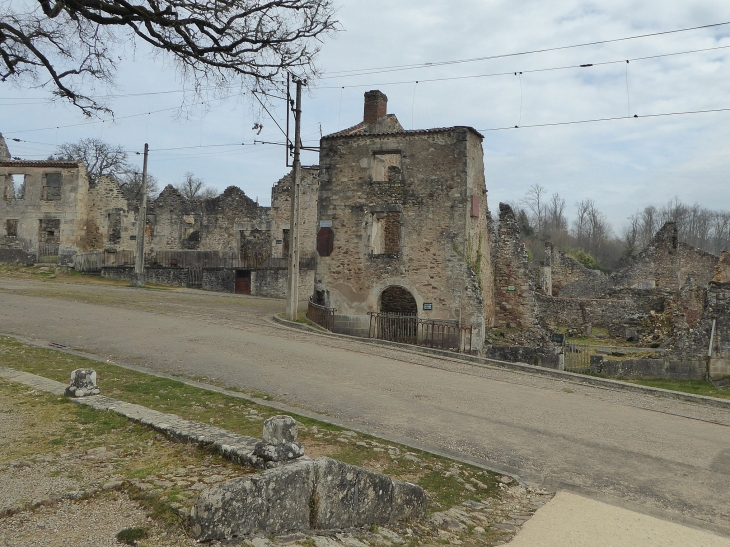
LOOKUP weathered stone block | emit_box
[190,457,428,541]
[263,415,298,445]
[313,457,394,529]
[64,368,100,397]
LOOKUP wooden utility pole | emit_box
[132,143,149,287]
[286,80,303,320]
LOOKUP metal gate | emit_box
[187,266,202,288]
[564,343,591,373]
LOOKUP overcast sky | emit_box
[2,0,730,233]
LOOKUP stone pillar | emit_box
[65,369,100,397]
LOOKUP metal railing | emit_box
[73,251,104,272]
[36,243,59,262]
[564,342,591,373]
[368,312,474,353]
[306,298,337,331]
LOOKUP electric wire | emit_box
[478,106,730,132]
[321,20,730,79]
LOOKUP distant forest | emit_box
[511,184,730,273]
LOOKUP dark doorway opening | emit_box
[380,286,417,315]
[235,270,251,294]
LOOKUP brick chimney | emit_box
[364,90,388,125]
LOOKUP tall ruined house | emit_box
[314,91,494,349]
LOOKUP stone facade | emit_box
[314,91,493,347]
[1,156,89,264]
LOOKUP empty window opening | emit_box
[107,211,122,245]
[7,174,25,200]
[380,286,417,315]
[239,229,270,266]
[6,219,18,237]
[39,218,61,244]
[282,229,290,257]
[372,153,402,182]
[42,173,62,201]
[371,212,401,255]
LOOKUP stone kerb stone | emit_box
[253,415,305,465]
[64,368,100,397]
[190,457,428,540]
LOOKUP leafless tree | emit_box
[521,184,546,235]
[543,192,567,236]
[118,171,160,202]
[50,138,129,185]
[1,0,337,115]
[176,171,216,200]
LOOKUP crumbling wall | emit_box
[542,242,605,297]
[0,159,89,262]
[535,294,654,337]
[493,203,537,330]
[270,167,319,259]
[85,176,135,251]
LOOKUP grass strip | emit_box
[0,335,500,509]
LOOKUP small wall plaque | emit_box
[276,239,282,244]
[423,303,433,311]
[507,285,516,291]
[551,333,565,344]
[320,219,332,228]
[129,235,136,240]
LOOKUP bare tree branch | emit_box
[1,0,337,114]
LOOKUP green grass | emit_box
[629,379,730,400]
[116,526,149,545]
[0,335,501,512]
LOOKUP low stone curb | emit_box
[0,367,264,468]
[271,315,730,411]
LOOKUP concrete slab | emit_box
[507,491,730,546]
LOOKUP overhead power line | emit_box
[322,20,730,79]
[317,44,730,89]
[478,106,730,132]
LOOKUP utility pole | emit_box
[286,80,303,320]
[132,143,149,287]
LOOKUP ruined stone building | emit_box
[0,132,318,298]
[313,91,494,348]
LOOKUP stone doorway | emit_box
[235,270,251,294]
[380,286,417,315]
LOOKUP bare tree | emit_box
[50,138,129,185]
[1,0,337,115]
[543,192,567,237]
[175,172,216,200]
[521,184,546,235]
[118,171,159,202]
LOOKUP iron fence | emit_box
[73,251,104,272]
[306,298,337,331]
[368,312,474,353]
[36,243,59,262]
[564,342,591,373]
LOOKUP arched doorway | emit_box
[380,285,417,315]
[376,286,418,343]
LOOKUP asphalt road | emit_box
[2,279,730,534]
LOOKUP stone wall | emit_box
[493,203,537,331]
[102,266,189,286]
[535,293,659,338]
[0,159,89,262]
[86,176,136,252]
[251,268,315,300]
[202,268,235,293]
[542,242,605,297]
[315,99,491,347]
[590,356,706,380]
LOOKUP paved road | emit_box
[2,279,730,534]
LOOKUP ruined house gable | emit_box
[0,133,10,161]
